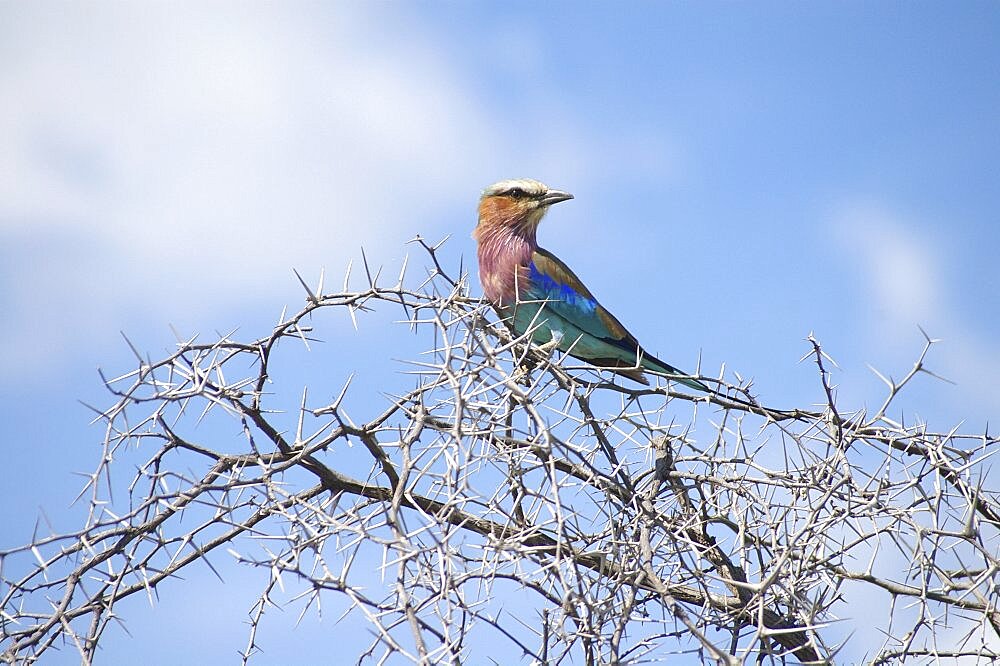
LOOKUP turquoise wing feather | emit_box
[505,248,706,390]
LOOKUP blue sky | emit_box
[2,2,998,662]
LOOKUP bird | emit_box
[473,178,708,391]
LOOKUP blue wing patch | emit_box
[527,261,597,314]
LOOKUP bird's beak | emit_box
[541,190,574,207]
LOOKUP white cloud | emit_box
[834,202,941,325]
[832,201,1000,417]
[1,4,489,252]
[0,5,497,376]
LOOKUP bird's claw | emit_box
[537,338,561,357]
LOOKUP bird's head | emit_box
[475,178,573,239]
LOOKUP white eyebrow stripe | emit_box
[482,178,549,198]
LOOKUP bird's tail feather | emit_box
[640,355,710,392]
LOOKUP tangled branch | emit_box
[2,237,997,665]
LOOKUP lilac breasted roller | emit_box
[473,178,708,391]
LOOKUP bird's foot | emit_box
[535,330,564,360]
[537,338,561,357]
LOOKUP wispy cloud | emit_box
[2,5,489,271]
[832,200,1000,418]
[0,5,608,377]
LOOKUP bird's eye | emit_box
[508,188,525,199]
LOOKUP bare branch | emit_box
[3,241,997,665]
